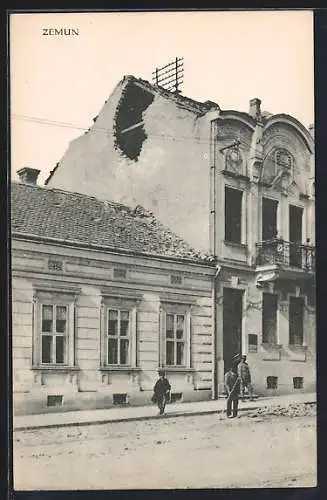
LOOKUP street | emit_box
[13,402,316,490]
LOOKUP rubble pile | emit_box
[247,402,316,419]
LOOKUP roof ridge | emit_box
[124,74,220,114]
[12,181,149,213]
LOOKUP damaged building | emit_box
[11,170,216,415]
[42,75,315,397]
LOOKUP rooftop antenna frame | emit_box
[152,57,184,94]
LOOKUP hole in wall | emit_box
[115,84,154,161]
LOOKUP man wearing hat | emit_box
[224,364,242,418]
[152,370,171,415]
[237,355,254,401]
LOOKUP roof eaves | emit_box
[12,232,216,267]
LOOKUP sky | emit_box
[10,10,314,185]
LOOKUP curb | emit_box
[13,399,316,432]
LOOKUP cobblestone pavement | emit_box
[13,403,317,490]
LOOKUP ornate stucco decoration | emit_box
[224,143,244,175]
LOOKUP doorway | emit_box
[289,205,303,268]
[223,288,243,373]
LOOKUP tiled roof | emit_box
[11,182,215,264]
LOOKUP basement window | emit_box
[113,393,129,405]
[115,84,154,161]
[170,392,183,403]
[225,186,243,244]
[47,395,64,407]
[266,376,278,389]
[293,377,304,389]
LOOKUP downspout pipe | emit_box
[208,113,221,400]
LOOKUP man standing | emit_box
[152,370,171,415]
[224,365,241,418]
[238,355,254,401]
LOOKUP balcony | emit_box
[255,239,315,274]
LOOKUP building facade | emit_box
[11,178,216,415]
[45,76,316,396]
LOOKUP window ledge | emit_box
[161,366,195,373]
[261,343,282,349]
[32,365,80,372]
[222,170,250,182]
[224,240,247,249]
[100,366,141,372]
[288,344,308,350]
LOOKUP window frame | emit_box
[32,286,79,369]
[40,303,69,365]
[262,292,279,345]
[101,296,138,369]
[289,295,305,346]
[224,185,244,245]
[261,196,279,241]
[159,303,192,369]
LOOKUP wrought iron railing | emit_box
[255,239,315,272]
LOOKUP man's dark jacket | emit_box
[224,370,241,396]
[153,377,171,401]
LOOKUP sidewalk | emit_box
[13,392,316,432]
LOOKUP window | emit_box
[165,313,186,366]
[266,376,278,389]
[33,286,79,368]
[106,309,130,365]
[289,297,304,345]
[262,198,278,241]
[293,377,304,389]
[225,186,243,244]
[47,395,64,407]
[113,393,129,405]
[41,304,67,364]
[160,304,191,369]
[262,293,278,344]
[170,392,183,403]
[248,334,258,353]
[101,296,138,368]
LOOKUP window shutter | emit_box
[32,295,39,367]
[130,307,137,367]
[100,302,106,367]
[159,309,165,367]
[68,303,75,366]
[186,309,191,368]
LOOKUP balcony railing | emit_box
[255,239,315,272]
